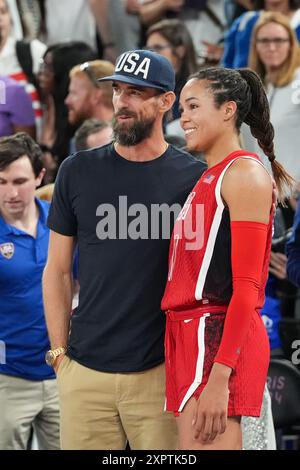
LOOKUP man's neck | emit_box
[114,136,169,162]
[3,200,39,238]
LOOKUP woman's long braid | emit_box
[238,68,294,199]
[191,67,294,201]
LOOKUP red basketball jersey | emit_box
[161,150,273,312]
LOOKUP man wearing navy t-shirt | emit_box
[43,50,205,450]
[0,133,60,450]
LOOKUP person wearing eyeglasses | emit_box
[65,60,114,128]
[222,0,300,68]
[145,19,198,124]
[37,42,96,183]
[245,11,300,181]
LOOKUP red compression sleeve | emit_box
[213,221,268,370]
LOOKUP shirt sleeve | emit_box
[47,156,78,236]
[221,16,240,68]
[7,83,35,127]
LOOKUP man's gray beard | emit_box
[112,116,156,146]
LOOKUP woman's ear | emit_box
[223,101,237,121]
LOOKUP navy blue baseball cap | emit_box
[98,49,175,93]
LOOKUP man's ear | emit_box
[35,168,46,188]
[158,91,176,113]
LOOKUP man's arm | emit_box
[139,0,184,26]
[88,0,117,62]
[43,230,75,370]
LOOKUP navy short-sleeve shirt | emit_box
[48,143,205,372]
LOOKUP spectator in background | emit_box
[0,0,46,133]
[44,0,98,51]
[90,0,142,63]
[244,12,300,180]
[140,0,226,61]
[65,60,114,128]
[36,119,113,202]
[222,0,300,68]
[287,197,300,287]
[224,0,253,27]
[15,0,45,40]
[4,0,23,39]
[37,41,96,182]
[240,12,300,356]
[146,19,197,121]
[0,75,35,137]
[0,132,60,450]
[74,119,113,152]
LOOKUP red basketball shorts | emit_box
[165,308,270,417]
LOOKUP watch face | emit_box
[45,350,55,366]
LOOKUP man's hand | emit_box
[202,41,224,63]
[269,251,287,280]
[54,354,66,374]
[164,0,185,12]
[126,0,141,14]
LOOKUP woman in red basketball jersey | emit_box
[161,67,293,449]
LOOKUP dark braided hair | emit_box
[189,67,294,201]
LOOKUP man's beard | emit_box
[112,112,156,146]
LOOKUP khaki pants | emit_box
[0,374,60,450]
[57,357,177,450]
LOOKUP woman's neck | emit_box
[205,134,242,169]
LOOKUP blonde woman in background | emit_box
[243,11,300,181]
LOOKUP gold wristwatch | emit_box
[45,347,66,366]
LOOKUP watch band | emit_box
[45,346,67,366]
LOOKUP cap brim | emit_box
[98,74,166,92]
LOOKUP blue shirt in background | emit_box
[0,198,54,380]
